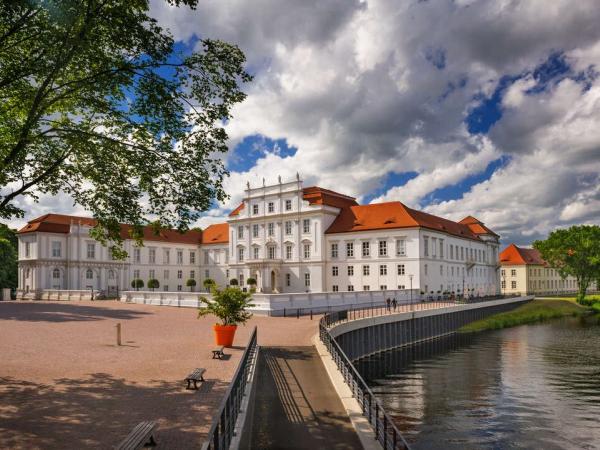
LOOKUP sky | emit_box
[8,0,600,246]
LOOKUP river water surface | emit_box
[356,315,600,450]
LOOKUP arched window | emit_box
[86,269,93,280]
[52,268,60,279]
[108,270,115,280]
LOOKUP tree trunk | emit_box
[577,278,589,304]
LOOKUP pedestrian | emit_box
[386,297,391,311]
[392,297,397,311]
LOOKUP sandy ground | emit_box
[0,300,318,449]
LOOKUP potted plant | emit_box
[147,278,159,291]
[186,278,197,292]
[203,278,215,292]
[198,286,255,347]
[246,277,257,292]
[229,278,239,286]
[131,278,144,291]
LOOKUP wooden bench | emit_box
[116,421,157,450]
[185,368,206,390]
[212,346,225,359]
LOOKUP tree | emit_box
[229,278,239,286]
[147,278,159,291]
[246,277,256,286]
[203,278,215,292]
[534,225,600,303]
[198,286,254,326]
[186,278,196,292]
[0,1,251,258]
[0,224,18,289]
[131,278,144,291]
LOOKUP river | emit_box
[356,315,600,450]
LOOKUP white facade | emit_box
[17,178,501,299]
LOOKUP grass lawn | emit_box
[459,299,589,333]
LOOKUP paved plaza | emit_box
[0,300,317,449]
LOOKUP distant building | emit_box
[499,244,584,295]
[17,177,502,298]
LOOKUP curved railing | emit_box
[319,316,411,450]
[202,326,258,450]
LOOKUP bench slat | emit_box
[116,421,156,450]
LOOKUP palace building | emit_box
[17,177,502,298]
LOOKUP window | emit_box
[363,285,370,291]
[205,269,210,278]
[253,247,259,259]
[190,251,195,264]
[174,250,182,264]
[379,264,387,275]
[511,269,516,276]
[134,248,141,263]
[269,246,276,259]
[362,242,370,257]
[450,245,454,260]
[164,285,169,291]
[204,251,209,264]
[238,248,244,262]
[303,219,310,233]
[238,226,244,239]
[52,241,61,257]
[346,242,354,257]
[332,266,338,276]
[380,285,387,290]
[52,268,60,279]
[87,242,96,259]
[190,270,195,280]
[304,272,311,287]
[86,269,93,279]
[285,199,292,211]
[331,243,338,258]
[164,270,169,279]
[397,264,405,275]
[108,270,115,280]
[348,266,354,276]
[149,248,156,263]
[177,270,182,279]
[268,222,274,236]
[285,221,292,235]
[398,285,405,290]
[348,285,354,291]
[286,273,291,286]
[215,252,221,264]
[423,237,429,257]
[396,239,406,256]
[134,270,140,279]
[461,247,464,260]
[379,240,387,257]
[239,274,244,286]
[252,224,259,238]
[286,244,293,260]
[501,280,506,289]
[440,240,444,258]
[363,265,370,276]
[303,244,310,259]
[440,265,443,275]
[511,281,517,289]
[501,269,505,276]
[252,204,259,215]
[424,264,428,275]
[268,202,274,213]
[177,285,182,291]
[332,285,339,292]
[163,249,170,264]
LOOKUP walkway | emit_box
[249,346,362,450]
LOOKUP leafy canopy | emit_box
[0,224,18,289]
[0,1,251,257]
[198,286,254,326]
[533,225,600,302]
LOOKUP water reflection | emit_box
[357,316,600,450]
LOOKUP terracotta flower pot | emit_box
[213,324,237,347]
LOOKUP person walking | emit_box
[386,297,391,311]
[392,297,397,311]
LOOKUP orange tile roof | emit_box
[459,216,500,237]
[325,201,489,241]
[201,223,229,245]
[18,214,204,245]
[228,186,358,217]
[500,244,546,266]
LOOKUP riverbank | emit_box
[459,299,588,333]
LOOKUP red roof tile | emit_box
[201,223,229,245]
[500,244,546,266]
[459,216,500,237]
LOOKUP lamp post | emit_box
[409,274,413,311]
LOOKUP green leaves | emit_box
[0,224,18,289]
[0,1,251,256]
[198,286,254,326]
[534,225,600,303]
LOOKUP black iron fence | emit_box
[202,326,258,450]
[319,319,411,450]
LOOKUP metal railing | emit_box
[319,318,411,450]
[202,326,258,450]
